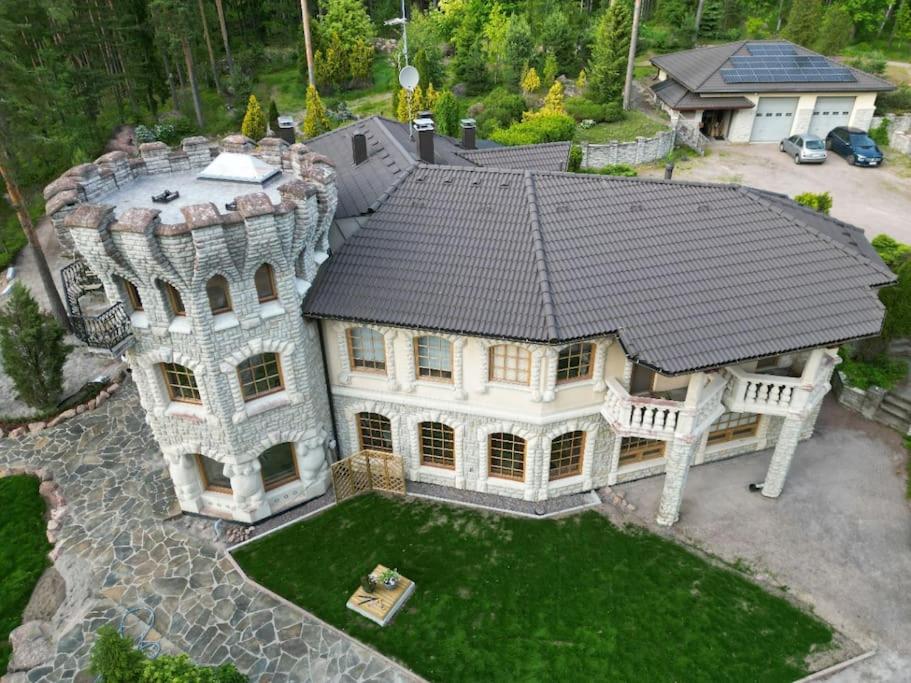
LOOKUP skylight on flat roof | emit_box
[197,152,281,184]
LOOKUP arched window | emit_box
[414,336,452,381]
[489,344,531,384]
[549,431,585,480]
[259,443,298,490]
[347,327,386,372]
[357,412,392,452]
[419,421,454,469]
[206,275,232,315]
[159,363,200,403]
[196,454,232,493]
[236,353,284,401]
[122,279,143,312]
[556,342,595,383]
[159,281,186,317]
[488,433,526,481]
[254,264,277,303]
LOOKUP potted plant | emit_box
[379,567,400,589]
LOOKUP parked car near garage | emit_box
[779,134,827,164]
[826,127,884,166]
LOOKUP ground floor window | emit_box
[259,443,298,490]
[196,454,232,493]
[489,433,526,481]
[707,412,760,445]
[357,412,393,452]
[549,431,585,480]
[618,437,666,466]
[419,421,455,469]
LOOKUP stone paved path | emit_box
[0,381,418,683]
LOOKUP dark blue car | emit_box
[825,126,884,167]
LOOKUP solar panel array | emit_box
[720,44,856,84]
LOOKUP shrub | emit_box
[566,97,606,123]
[241,95,267,141]
[303,85,331,138]
[597,163,638,177]
[871,234,911,271]
[134,125,157,144]
[838,348,908,390]
[568,143,583,172]
[603,102,624,123]
[0,283,71,410]
[475,87,526,137]
[869,118,890,146]
[793,191,833,215]
[845,52,887,76]
[876,84,911,115]
[489,113,576,146]
[142,654,246,682]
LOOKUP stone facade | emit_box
[871,113,911,155]
[50,138,338,523]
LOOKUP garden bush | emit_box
[565,97,607,123]
[876,84,911,115]
[794,191,833,215]
[474,87,526,137]
[567,143,582,172]
[869,118,890,146]
[838,348,908,390]
[871,234,911,270]
[597,163,637,177]
[489,113,576,145]
[845,52,887,76]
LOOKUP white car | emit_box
[779,134,827,164]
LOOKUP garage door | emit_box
[749,97,799,142]
[807,96,855,138]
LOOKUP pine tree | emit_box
[434,90,461,136]
[541,80,566,115]
[542,52,559,87]
[504,14,535,85]
[241,95,267,141]
[268,100,280,134]
[577,68,587,92]
[424,83,439,111]
[349,38,374,83]
[412,85,425,114]
[0,283,71,410]
[783,0,823,47]
[521,67,542,94]
[588,1,633,104]
[303,85,331,138]
[815,6,854,55]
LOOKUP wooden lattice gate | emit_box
[331,450,406,503]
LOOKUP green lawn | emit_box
[575,110,668,144]
[0,476,51,671]
[234,493,831,682]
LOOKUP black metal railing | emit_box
[60,260,134,353]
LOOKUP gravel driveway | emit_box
[640,142,911,244]
[614,397,911,682]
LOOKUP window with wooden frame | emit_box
[419,421,455,469]
[254,263,278,303]
[488,432,526,481]
[159,363,201,403]
[347,327,386,373]
[196,454,232,493]
[236,353,284,402]
[618,436,666,466]
[489,344,531,385]
[556,343,595,383]
[160,281,186,316]
[549,431,586,480]
[205,275,232,315]
[707,412,760,445]
[414,336,453,382]
[259,442,299,490]
[123,280,143,312]
[357,412,393,452]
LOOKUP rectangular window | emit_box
[160,363,201,404]
[237,353,284,401]
[414,336,453,382]
[419,422,455,469]
[556,343,594,384]
[347,328,386,372]
[260,443,299,490]
[707,412,760,445]
[549,431,585,480]
[255,264,278,303]
[489,433,526,481]
[489,345,531,385]
[357,412,393,452]
[196,454,232,493]
[618,437,666,466]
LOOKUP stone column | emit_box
[655,436,699,526]
[226,459,270,523]
[761,414,803,498]
[165,453,203,513]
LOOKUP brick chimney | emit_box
[460,118,477,150]
[352,132,368,165]
[413,117,435,164]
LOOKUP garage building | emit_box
[650,40,894,143]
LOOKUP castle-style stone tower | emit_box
[47,136,338,522]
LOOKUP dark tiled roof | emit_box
[304,166,892,375]
[304,116,498,218]
[652,40,895,94]
[652,79,754,111]
[454,142,572,172]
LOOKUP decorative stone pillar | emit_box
[226,459,270,523]
[543,349,559,402]
[761,414,804,498]
[164,453,203,513]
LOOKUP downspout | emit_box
[316,318,341,463]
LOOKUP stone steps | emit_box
[873,408,910,434]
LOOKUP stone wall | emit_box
[580,129,675,168]
[871,113,911,155]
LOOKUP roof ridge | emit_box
[301,116,379,145]
[368,162,418,213]
[523,170,559,340]
[373,117,416,164]
[693,40,745,91]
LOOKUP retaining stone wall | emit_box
[871,113,911,155]
[580,129,675,168]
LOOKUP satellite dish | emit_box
[398,65,419,91]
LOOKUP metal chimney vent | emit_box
[413,118,435,164]
[460,118,477,150]
[352,133,368,165]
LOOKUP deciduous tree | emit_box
[783,0,823,47]
[815,6,854,55]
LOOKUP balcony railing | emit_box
[61,260,134,354]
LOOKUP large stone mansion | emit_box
[42,117,894,526]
